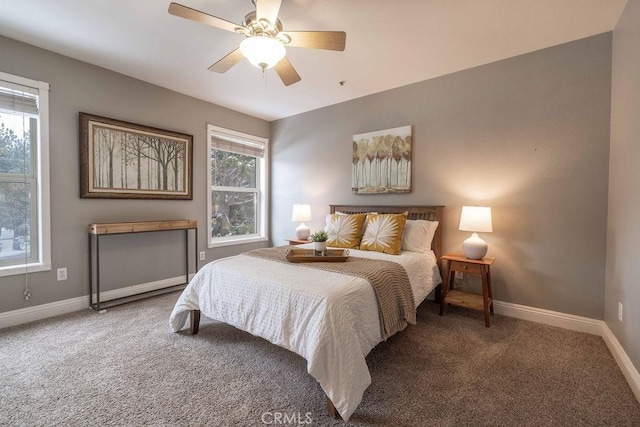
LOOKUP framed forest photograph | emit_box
[79,113,193,199]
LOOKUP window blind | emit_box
[0,81,39,115]
[211,133,265,158]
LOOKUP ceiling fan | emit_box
[168,1,347,86]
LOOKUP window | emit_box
[0,71,50,277]
[207,124,268,247]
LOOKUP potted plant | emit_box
[310,230,329,256]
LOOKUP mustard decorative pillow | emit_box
[325,213,366,248]
[360,212,408,255]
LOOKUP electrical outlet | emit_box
[57,267,67,281]
[455,271,463,279]
[618,302,623,322]
[199,251,206,261]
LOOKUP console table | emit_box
[88,219,197,311]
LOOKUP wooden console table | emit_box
[88,219,197,311]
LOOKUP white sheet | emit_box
[169,246,441,421]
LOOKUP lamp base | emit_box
[295,223,310,240]
[462,232,488,259]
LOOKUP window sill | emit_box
[208,236,268,248]
[0,262,52,278]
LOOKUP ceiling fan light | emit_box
[240,36,286,69]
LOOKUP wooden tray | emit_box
[285,248,349,263]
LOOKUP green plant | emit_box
[310,230,329,242]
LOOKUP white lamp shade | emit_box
[240,36,286,69]
[292,204,312,222]
[459,206,493,232]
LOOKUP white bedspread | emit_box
[169,246,441,421]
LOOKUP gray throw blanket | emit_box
[244,246,416,340]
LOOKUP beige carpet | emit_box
[1,292,639,426]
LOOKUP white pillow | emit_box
[401,220,439,253]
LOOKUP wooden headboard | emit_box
[329,205,444,269]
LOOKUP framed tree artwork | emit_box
[79,113,193,199]
[352,125,412,194]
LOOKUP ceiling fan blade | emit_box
[208,48,245,73]
[257,0,283,29]
[168,2,241,33]
[275,57,301,86]
[284,31,346,51]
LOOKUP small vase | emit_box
[314,241,327,256]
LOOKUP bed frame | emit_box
[188,204,444,418]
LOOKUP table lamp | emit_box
[292,204,311,240]
[458,206,493,259]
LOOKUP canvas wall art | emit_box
[352,125,412,194]
[80,113,193,199]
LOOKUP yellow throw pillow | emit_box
[325,213,366,248]
[359,212,408,255]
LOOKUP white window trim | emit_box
[207,124,268,248]
[0,72,51,277]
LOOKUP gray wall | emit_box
[0,29,618,329]
[0,35,269,313]
[271,34,612,319]
[607,0,640,370]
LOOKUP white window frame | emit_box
[207,124,268,248]
[0,71,51,277]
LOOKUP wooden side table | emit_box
[285,238,311,245]
[439,253,495,327]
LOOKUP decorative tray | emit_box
[285,248,349,263]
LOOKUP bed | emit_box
[169,205,444,421]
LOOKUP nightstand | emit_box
[285,238,311,245]
[439,253,496,327]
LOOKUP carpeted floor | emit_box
[1,292,639,426]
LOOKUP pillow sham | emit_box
[359,212,408,255]
[401,220,439,253]
[325,213,367,248]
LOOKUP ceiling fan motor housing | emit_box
[241,11,283,36]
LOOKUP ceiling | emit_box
[0,0,628,121]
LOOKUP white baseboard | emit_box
[0,295,89,330]
[493,300,604,335]
[90,274,193,303]
[602,324,640,403]
[0,275,193,330]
